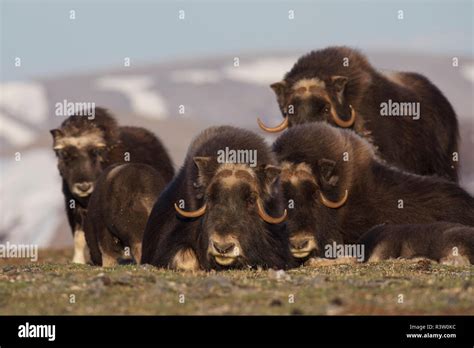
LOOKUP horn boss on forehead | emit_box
[258,76,356,132]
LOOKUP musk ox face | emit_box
[258,76,355,132]
[175,158,287,269]
[50,127,108,200]
[280,162,347,261]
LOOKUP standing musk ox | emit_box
[50,107,174,264]
[141,126,295,271]
[260,46,459,181]
[359,222,474,265]
[272,123,474,261]
[84,163,168,267]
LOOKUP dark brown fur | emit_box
[50,107,174,262]
[271,46,459,181]
[359,222,474,265]
[84,163,168,266]
[272,123,474,256]
[142,126,295,271]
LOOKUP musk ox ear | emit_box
[256,164,281,195]
[50,129,64,140]
[50,129,65,150]
[330,76,348,101]
[318,159,339,187]
[270,81,287,107]
[193,156,217,187]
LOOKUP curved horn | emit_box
[257,116,289,133]
[174,203,207,218]
[257,199,287,224]
[331,105,356,128]
[319,189,348,209]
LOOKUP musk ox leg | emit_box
[72,230,91,264]
[366,241,396,263]
[97,229,122,267]
[170,248,200,271]
[440,252,471,266]
[99,241,120,268]
[100,251,119,268]
[131,242,142,265]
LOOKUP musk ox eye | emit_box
[323,105,330,114]
[90,148,104,158]
[56,150,70,161]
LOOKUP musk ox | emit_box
[260,46,459,181]
[141,126,294,271]
[272,123,474,261]
[359,222,474,265]
[84,163,168,267]
[50,107,174,264]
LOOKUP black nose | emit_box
[213,242,236,255]
[74,182,93,193]
[291,238,310,250]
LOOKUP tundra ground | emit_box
[0,249,472,315]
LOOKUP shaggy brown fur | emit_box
[269,46,459,181]
[272,123,474,252]
[359,222,474,265]
[84,163,168,267]
[142,126,295,271]
[50,107,174,263]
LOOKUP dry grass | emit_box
[0,249,472,315]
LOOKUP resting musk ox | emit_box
[359,222,474,265]
[84,163,168,267]
[260,46,459,181]
[272,123,474,261]
[50,107,174,264]
[141,126,294,271]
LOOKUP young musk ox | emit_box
[359,222,474,265]
[272,123,474,262]
[141,126,295,271]
[50,107,174,264]
[260,46,459,181]
[84,163,168,267]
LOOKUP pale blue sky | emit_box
[1,0,472,81]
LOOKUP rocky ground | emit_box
[0,249,472,315]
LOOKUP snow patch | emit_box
[95,75,168,120]
[170,69,221,84]
[461,64,474,84]
[0,149,63,247]
[0,81,48,124]
[0,112,37,147]
[223,57,296,85]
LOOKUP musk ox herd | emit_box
[50,47,474,270]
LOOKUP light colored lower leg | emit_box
[72,230,90,264]
[366,243,387,263]
[101,251,119,267]
[132,242,142,265]
[98,242,119,267]
[440,254,470,266]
